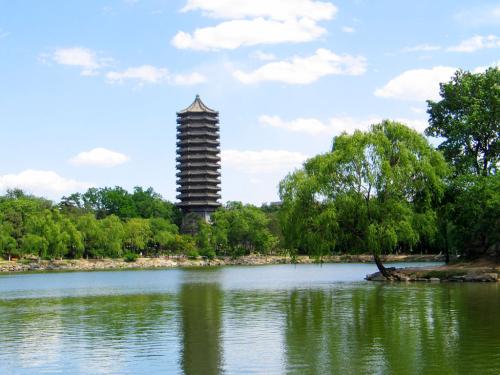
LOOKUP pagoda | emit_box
[176,95,221,223]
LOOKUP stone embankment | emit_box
[366,260,499,282]
[0,254,442,273]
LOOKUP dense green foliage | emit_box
[426,67,499,176]
[0,188,280,261]
[279,121,448,267]
[279,68,499,263]
[210,202,279,257]
[0,188,188,260]
[60,186,181,222]
[444,174,500,258]
[428,68,499,260]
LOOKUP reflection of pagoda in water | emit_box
[180,282,222,375]
[176,95,221,223]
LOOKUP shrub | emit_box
[187,249,199,259]
[123,252,138,262]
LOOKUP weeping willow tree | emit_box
[279,121,448,278]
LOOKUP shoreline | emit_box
[366,259,499,282]
[0,254,443,274]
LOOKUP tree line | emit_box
[0,187,282,261]
[279,67,499,274]
[0,68,498,266]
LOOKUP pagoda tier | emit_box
[177,146,220,156]
[176,170,220,177]
[176,154,221,162]
[176,95,221,220]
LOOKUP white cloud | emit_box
[447,35,500,52]
[402,44,441,52]
[0,170,91,197]
[473,60,500,73]
[172,72,207,85]
[251,50,277,61]
[234,48,367,84]
[69,148,130,167]
[341,26,355,33]
[260,115,335,135]
[397,118,428,133]
[48,47,111,76]
[106,65,169,84]
[172,17,326,50]
[180,0,337,21]
[173,1,338,51]
[374,66,456,101]
[260,115,428,135]
[222,149,308,174]
[106,65,206,85]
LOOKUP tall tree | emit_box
[280,121,448,277]
[426,67,499,176]
[447,174,500,258]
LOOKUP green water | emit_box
[0,263,498,374]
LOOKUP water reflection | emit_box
[283,284,500,375]
[0,266,498,375]
[0,294,180,374]
[180,282,223,375]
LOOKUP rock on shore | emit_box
[366,261,499,283]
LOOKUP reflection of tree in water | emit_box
[180,282,222,375]
[0,293,178,373]
[284,284,500,375]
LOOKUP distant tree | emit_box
[5,188,26,200]
[0,223,17,261]
[78,186,180,222]
[81,187,107,218]
[149,217,179,255]
[97,215,125,258]
[31,210,81,260]
[75,214,102,258]
[100,187,137,219]
[426,67,499,176]
[60,214,84,258]
[131,187,179,221]
[59,193,84,215]
[123,218,152,254]
[20,234,48,259]
[196,221,215,259]
[211,202,278,256]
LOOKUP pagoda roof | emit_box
[177,95,218,115]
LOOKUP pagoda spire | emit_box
[177,94,218,115]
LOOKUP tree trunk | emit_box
[373,253,391,278]
[444,226,450,264]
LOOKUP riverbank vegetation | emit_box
[0,68,498,274]
[0,187,282,261]
[279,67,499,276]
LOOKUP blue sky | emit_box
[0,0,499,204]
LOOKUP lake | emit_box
[0,263,499,375]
